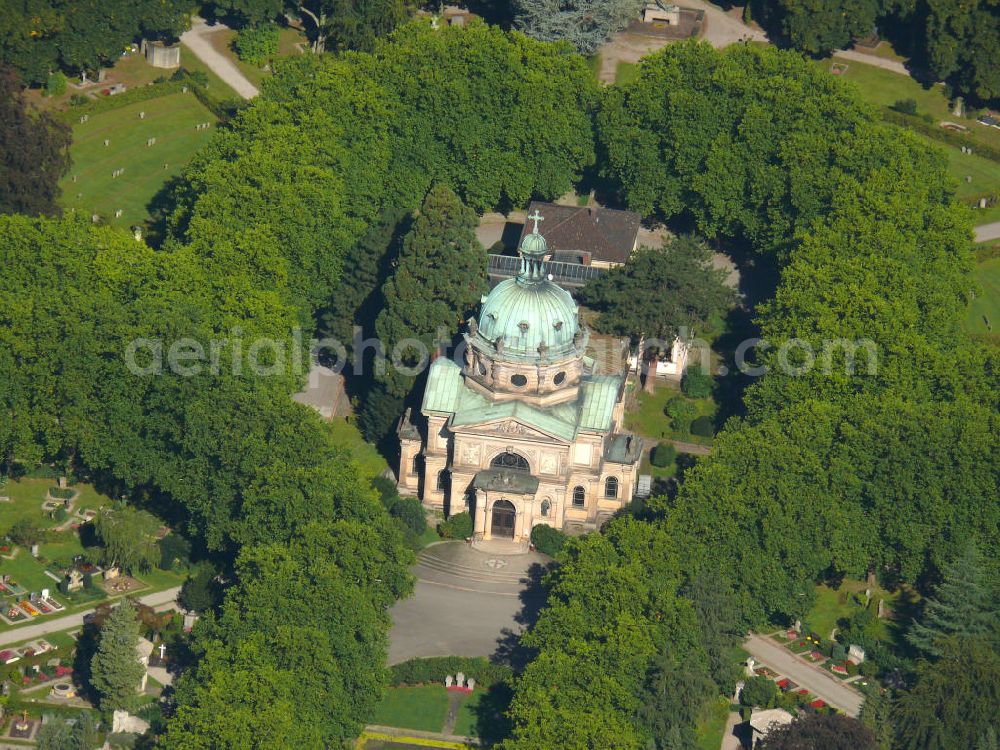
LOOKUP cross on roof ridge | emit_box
[528,209,544,234]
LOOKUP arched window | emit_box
[572,486,585,507]
[491,451,530,473]
[604,476,619,499]
[411,455,421,475]
[437,470,450,492]
[540,499,550,517]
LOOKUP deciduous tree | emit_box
[0,66,71,216]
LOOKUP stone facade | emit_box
[398,213,642,543]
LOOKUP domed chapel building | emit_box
[397,212,643,542]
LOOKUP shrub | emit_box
[650,442,676,467]
[9,519,44,546]
[681,365,713,398]
[859,660,878,677]
[69,93,89,106]
[50,487,74,500]
[389,657,512,687]
[437,511,473,540]
[54,507,68,522]
[392,496,427,536]
[157,533,192,571]
[665,395,697,433]
[690,415,714,437]
[82,572,94,590]
[890,98,918,115]
[740,675,778,708]
[530,524,567,556]
[234,24,279,66]
[45,71,67,97]
[831,643,847,662]
[180,562,221,613]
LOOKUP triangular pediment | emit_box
[454,416,570,443]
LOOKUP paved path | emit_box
[0,587,181,648]
[720,712,744,750]
[831,48,909,75]
[180,20,259,99]
[744,633,864,716]
[388,542,549,665]
[975,221,1000,243]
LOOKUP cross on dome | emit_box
[528,210,544,234]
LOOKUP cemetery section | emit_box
[0,477,184,632]
[59,93,217,228]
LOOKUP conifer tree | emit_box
[375,185,487,397]
[907,543,994,659]
[90,599,145,713]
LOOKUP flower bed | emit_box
[4,606,26,622]
[789,639,813,654]
[806,650,825,662]
[19,601,40,617]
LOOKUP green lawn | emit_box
[59,92,217,227]
[372,685,450,733]
[327,419,389,480]
[968,258,1000,336]
[452,691,483,737]
[695,696,734,750]
[806,580,895,640]
[625,383,716,445]
[616,61,640,85]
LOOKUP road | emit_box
[975,221,1000,243]
[0,586,181,648]
[744,633,864,716]
[180,20,259,100]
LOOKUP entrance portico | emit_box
[472,469,538,542]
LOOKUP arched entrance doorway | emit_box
[491,499,516,539]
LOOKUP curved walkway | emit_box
[181,19,259,100]
[388,542,551,665]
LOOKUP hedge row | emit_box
[57,81,187,124]
[881,108,1000,163]
[389,656,512,687]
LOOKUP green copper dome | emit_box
[477,277,580,359]
[473,210,582,360]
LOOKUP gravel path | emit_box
[181,19,259,100]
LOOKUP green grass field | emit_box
[327,419,389,480]
[616,61,640,84]
[968,258,1000,335]
[372,685,450,733]
[695,696,733,750]
[59,93,217,227]
[625,383,717,445]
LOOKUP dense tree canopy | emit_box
[0,67,71,216]
[505,40,996,747]
[171,20,598,315]
[90,599,145,713]
[0,0,190,83]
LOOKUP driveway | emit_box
[0,586,181,647]
[180,20,259,99]
[744,633,864,716]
